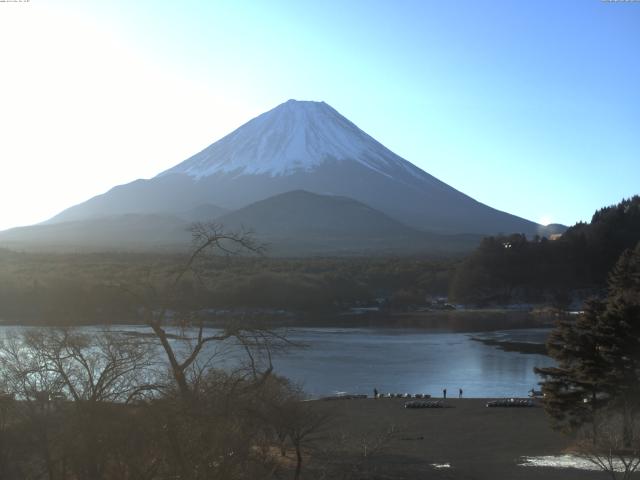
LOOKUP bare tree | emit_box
[257,381,332,480]
[112,222,302,479]
[117,222,287,401]
[576,409,640,480]
[0,390,16,479]
[0,329,71,480]
[0,328,159,480]
[289,407,332,480]
[19,328,158,404]
[312,423,398,480]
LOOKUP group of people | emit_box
[442,388,463,399]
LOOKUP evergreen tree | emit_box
[596,244,640,446]
[536,242,640,442]
[535,299,610,436]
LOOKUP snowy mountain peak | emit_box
[158,99,422,179]
[44,99,542,237]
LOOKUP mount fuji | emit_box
[49,99,541,236]
[1,100,558,253]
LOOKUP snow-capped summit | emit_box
[159,99,422,180]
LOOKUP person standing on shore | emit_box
[443,388,447,399]
[373,388,378,399]
[459,388,463,399]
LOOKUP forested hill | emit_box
[450,196,640,305]
[0,252,455,325]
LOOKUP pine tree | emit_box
[535,300,610,435]
[536,242,640,442]
[596,244,640,446]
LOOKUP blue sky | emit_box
[0,0,638,229]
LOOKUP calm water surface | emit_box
[270,327,553,398]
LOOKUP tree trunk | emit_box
[591,390,598,446]
[150,323,191,398]
[39,422,55,480]
[622,398,633,449]
[165,414,188,479]
[294,443,302,480]
[278,431,287,456]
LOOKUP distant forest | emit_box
[0,251,454,325]
[450,196,640,305]
[0,196,638,325]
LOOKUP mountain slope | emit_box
[0,191,482,255]
[211,190,483,255]
[179,203,229,222]
[49,99,543,236]
[0,214,190,251]
[218,190,415,237]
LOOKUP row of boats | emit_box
[402,398,535,409]
[404,400,445,409]
[376,393,431,399]
[486,398,534,408]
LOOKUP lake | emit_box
[0,325,554,399]
[270,327,553,398]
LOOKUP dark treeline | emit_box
[0,250,457,325]
[450,196,640,305]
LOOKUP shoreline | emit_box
[0,307,560,332]
[470,336,548,355]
